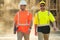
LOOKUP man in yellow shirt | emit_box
[34,0,58,40]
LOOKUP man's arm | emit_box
[34,13,38,36]
[14,13,18,34]
[49,12,58,31]
[35,24,38,36]
[27,13,33,34]
[28,13,33,29]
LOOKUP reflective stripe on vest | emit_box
[17,12,30,27]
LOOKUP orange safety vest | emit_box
[14,10,32,34]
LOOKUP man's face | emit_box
[20,5,26,10]
[40,3,45,10]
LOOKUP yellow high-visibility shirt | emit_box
[34,10,55,26]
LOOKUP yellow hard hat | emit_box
[39,0,45,4]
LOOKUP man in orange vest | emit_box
[14,0,32,40]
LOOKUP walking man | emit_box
[14,0,32,40]
[34,0,58,40]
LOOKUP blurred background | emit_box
[0,0,60,40]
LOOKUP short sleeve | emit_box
[49,12,55,22]
[34,13,38,24]
[14,12,18,23]
[28,13,33,25]
[28,13,32,21]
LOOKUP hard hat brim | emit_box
[39,1,45,4]
[19,0,27,6]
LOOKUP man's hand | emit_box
[53,22,59,31]
[53,27,59,31]
[35,32,38,36]
[27,28,31,34]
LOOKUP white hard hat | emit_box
[19,0,27,5]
